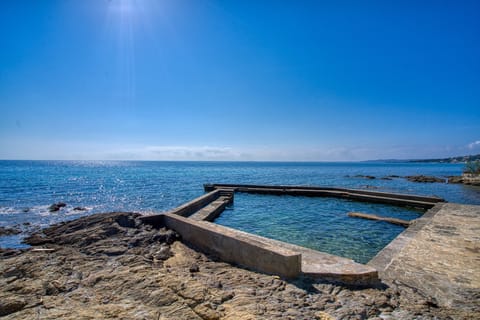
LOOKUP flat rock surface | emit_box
[0,212,476,319]
[381,203,480,311]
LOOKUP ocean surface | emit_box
[1,160,479,263]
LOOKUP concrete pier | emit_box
[141,183,480,308]
[204,183,444,209]
[140,186,379,285]
[141,212,378,284]
[369,203,480,310]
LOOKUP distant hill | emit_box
[409,154,480,163]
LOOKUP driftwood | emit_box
[348,212,411,227]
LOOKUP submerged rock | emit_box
[353,175,376,179]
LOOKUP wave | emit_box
[0,204,93,217]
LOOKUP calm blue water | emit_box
[1,161,479,262]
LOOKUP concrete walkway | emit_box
[247,234,378,286]
[370,203,480,310]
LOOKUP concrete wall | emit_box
[189,197,230,222]
[204,184,443,209]
[162,213,302,278]
[169,190,221,217]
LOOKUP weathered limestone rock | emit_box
[448,174,480,186]
[461,173,480,186]
[0,296,27,316]
[447,176,464,184]
[0,211,477,319]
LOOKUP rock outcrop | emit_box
[48,202,67,212]
[448,174,480,186]
[405,175,446,183]
[0,212,474,319]
[0,227,21,236]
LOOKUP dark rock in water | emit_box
[406,175,445,183]
[0,226,21,236]
[73,206,87,211]
[48,202,67,212]
[387,175,401,178]
[380,177,393,180]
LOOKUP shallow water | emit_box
[1,160,479,259]
[215,193,423,263]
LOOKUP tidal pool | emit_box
[214,193,423,264]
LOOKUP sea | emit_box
[1,160,479,263]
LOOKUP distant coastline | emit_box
[366,153,480,164]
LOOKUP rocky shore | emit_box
[0,212,475,319]
[347,174,480,186]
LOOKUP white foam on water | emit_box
[0,204,93,217]
[0,207,18,214]
[64,206,93,215]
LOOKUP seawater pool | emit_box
[1,160,479,251]
[214,193,424,264]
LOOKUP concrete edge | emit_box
[205,184,441,209]
[140,212,380,285]
[168,189,221,217]
[367,202,446,275]
[162,212,302,278]
[190,197,230,222]
[204,183,445,203]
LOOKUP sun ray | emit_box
[104,0,141,108]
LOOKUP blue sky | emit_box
[1,0,479,161]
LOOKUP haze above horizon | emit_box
[1,1,479,161]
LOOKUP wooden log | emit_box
[348,212,411,227]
